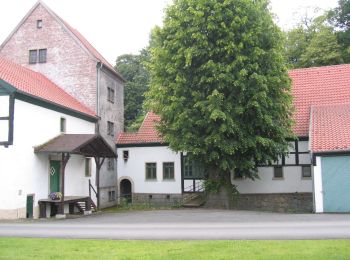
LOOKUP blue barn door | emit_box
[321,156,350,212]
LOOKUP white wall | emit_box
[232,166,313,193]
[117,146,181,194]
[0,99,96,218]
[313,156,323,213]
[0,96,10,141]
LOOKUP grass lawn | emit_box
[0,238,349,259]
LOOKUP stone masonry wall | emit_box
[205,192,313,213]
[132,193,183,207]
[0,4,97,112]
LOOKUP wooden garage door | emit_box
[322,156,350,212]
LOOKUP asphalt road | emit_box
[0,209,350,240]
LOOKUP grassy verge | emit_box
[0,238,349,259]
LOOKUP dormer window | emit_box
[37,20,43,29]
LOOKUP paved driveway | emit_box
[0,209,350,239]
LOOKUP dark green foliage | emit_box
[146,0,294,178]
[329,0,350,62]
[285,14,343,68]
[115,50,150,130]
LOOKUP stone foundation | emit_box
[131,193,183,207]
[205,192,313,213]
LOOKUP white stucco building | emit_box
[0,57,115,219]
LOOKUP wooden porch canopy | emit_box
[34,134,116,213]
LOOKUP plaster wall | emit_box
[116,146,182,194]
[0,99,96,218]
[313,156,324,213]
[232,166,313,194]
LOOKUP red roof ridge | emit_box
[289,63,350,74]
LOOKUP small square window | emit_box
[302,166,312,178]
[37,20,43,29]
[107,87,115,103]
[107,121,114,136]
[163,162,174,180]
[108,190,116,201]
[60,117,66,133]
[123,150,129,161]
[85,158,92,177]
[146,163,157,180]
[29,50,37,64]
[39,49,47,63]
[107,158,114,171]
[273,166,283,179]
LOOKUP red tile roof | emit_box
[310,104,350,153]
[290,64,350,136]
[117,64,350,148]
[0,57,96,118]
[116,112,164,145]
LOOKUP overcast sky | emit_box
[0,0,339,65]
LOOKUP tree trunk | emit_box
[205,167,234,209]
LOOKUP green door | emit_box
[26,195,33,218]
[322,156,350,212]
[50,161,61,193]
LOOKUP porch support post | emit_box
[94,156,105,210]
[58,153,70,215]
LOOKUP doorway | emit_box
[120,179,132,203]
[26,195,34,218]
[49,160,61,193]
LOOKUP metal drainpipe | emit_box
[96,62,103,134]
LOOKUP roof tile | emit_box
[0,57,96,118]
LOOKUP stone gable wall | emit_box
[0,4,97,112]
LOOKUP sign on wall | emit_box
[0,94,14,147]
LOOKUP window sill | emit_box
[272,177,284,180]
[162,179,175,182]
[145,179,158,182]
[301,177,312,180]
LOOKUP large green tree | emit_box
[147,0,293,189]
[115,50,150,130]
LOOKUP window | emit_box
[37,20,42,29]
[163,162,174,180]
[184,156,193,177]
[39,49,47,63]
[107,87,115,103]
[60,117,66,133]
[29,49,47,64]
[107,121,114,136]
[29,50,37,64]
[273,166,283,179]
[85,158,92,177]
[123,150,129,161]
[302,166,312,178]
[107,158,114,171]
[108,190,116,201]
[146,163,157,180]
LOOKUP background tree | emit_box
[115,49,150,130]
[146,0,293,202]
[285,14,343,68]
[328,0,350,62]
